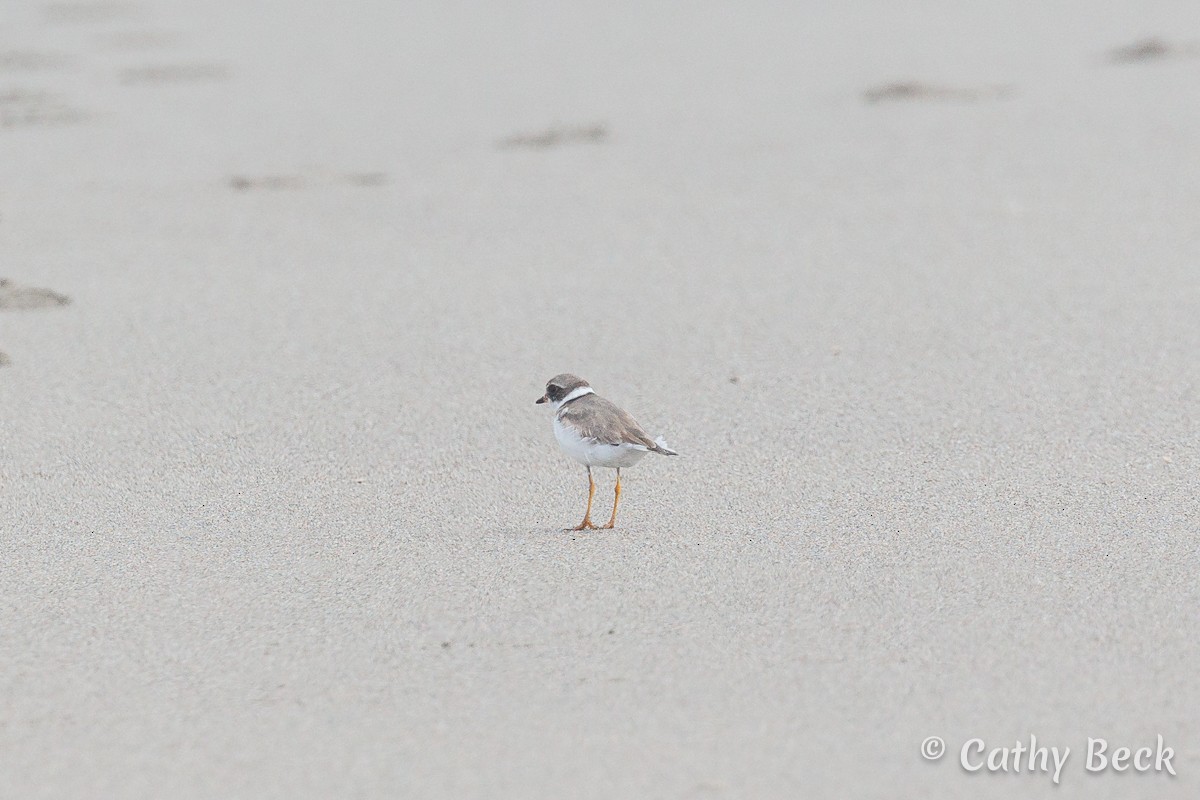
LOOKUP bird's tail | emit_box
[652,436,678,456]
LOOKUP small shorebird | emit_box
[536,373,677,530]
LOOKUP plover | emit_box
[536,373,677,530]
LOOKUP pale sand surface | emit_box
[3,1,1199,798]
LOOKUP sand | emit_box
[2,1,1199,798]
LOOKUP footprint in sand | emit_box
[0,51,72,73]
[344,172,389,187]
[1106,38,1200,64]
[497,123,608,150]
[119,62,229,85]
[0,280,71,366]
[0,88,87,129]
[863,82,1012,104]
[229,174,306,191]
[228,172,389,191]
[0,280,72,310]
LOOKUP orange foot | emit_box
[566,520,598,531]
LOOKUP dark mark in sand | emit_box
[0,279,72,310]
[1107,38,1200,64]
[119,62,229,84]
[230,173,389,191]
[0,279,72,367]
[229,175,305,191]
[863,82,1012,104]
[0,89,86,129]
[345,172,389,187]
[0,51,72,73]
[498,123,607,150]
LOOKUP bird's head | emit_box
[536,373,592,408]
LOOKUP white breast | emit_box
[554,417,650,469]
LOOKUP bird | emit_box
[535,373,677,530]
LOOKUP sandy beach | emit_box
[3,1,1199,797]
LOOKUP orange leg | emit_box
[567,467,598,531]
[601,469,622,529]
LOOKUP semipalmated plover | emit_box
[536,373,677,530]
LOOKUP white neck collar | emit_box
[556,386,595,409]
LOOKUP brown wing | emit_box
[558,394,657,448]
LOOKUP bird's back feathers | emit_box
[557,394,677,455]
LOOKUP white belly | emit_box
[554,418,650,469]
